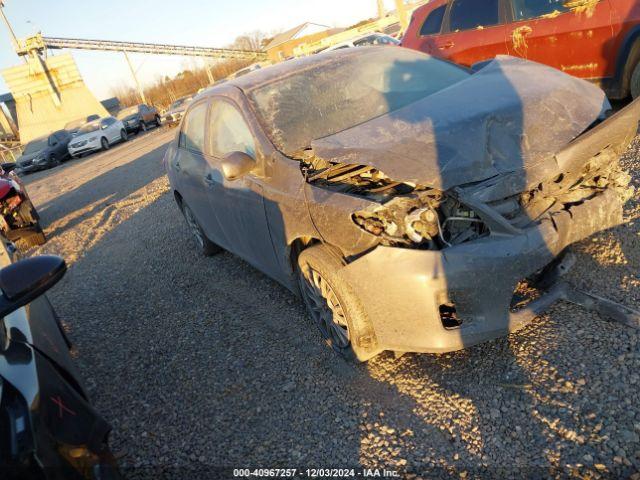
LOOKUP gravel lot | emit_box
[21,126,640,479]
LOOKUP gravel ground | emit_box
[21,127,640,479]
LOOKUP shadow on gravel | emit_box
[34,143,169,239]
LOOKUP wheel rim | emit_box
[299,266,350,349]
[183,206,205,249]
[102,138,109,150]
[141,122,147,131]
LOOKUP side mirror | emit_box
[1,163,16,173]
[0,256,66,318]
[221,151,256,181]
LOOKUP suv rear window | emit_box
[420,5,446,36]
[511,0,568,20]
[449,0,500,31]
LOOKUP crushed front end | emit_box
[301,99,638,358]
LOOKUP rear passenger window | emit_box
[420,6,446,36]
[511,0,568,20]
[180,103,207,153]
[208,102,255,158]
[449,0,500,31]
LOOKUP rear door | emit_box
[432,0,510,66]
[174,101,219,238]
[505,0,615,80]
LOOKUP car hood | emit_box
[70,131,100,143]
[17,151,44,165]
[310,56,609,191]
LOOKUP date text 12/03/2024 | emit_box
[233,469,401,478]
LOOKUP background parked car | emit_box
[324,32,400,51]
[0,162,45,249]
[0,242,120,478]
[15,130,72,175]
[161,96,193,126]
[64,114,102,136]
[68,117,128,158]
[401,0,640,99]
[117,104,161,134]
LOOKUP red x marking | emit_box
[50,395,77,419]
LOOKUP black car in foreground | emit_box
[0,240,120,479]
[15,131,73,176]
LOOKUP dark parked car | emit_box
[117,104,160,134]
[15,131,72,175]
[0,242,120,478]
[165,47,635,362]
[0,163,45,249]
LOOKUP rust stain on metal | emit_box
[564,0,599,18]
[512,26,533,57]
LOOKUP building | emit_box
[265,22,344,62]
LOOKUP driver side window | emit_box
[208,101,256,159]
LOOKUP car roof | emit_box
[199,47,405,98]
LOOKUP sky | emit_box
[0,0,394,100]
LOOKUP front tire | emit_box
[101,137,110,151]
[180,202,222,256]
[50,154,60,167]
[631,62,640,99]
[120,129,128,142]
[297,245,376,363]
[139,121,148,133]
[155,116,161,127]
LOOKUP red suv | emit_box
[402,0,640,99]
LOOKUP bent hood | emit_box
[311,56,609,190]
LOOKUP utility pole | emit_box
[394,0,409,31]
[377,0,386,19]
[123,50,146,104]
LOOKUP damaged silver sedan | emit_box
[164,47,636,362]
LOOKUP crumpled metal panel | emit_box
[312,55,610,190]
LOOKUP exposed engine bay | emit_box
[300,152,489,250]
[300,146,633,251]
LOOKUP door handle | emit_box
[204,174,216,186]
[174,161,181,172]
[439,41,455,50]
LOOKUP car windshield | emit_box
[117,106,139,119]
[170,98,191,110]
[78,121,101,134]
[23,137,48,155]
[250,48,469,155]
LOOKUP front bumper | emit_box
[68,141,100,157]
[342,188,624,356]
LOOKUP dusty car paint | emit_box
[166,48,637,361]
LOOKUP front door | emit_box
[505,0,615,80]
[203,99,279,275]
[433,0,510,67]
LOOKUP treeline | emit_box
[112,31,274,111]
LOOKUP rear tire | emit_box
[120,129,128,142]
[139,122,147,133]
[155,116,161,127]
[631,62,640,99]
[50,154,60,167]
[101,137,110,151]
[297,244,378,363]
[180,202,222,256]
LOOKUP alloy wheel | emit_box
[299,266,350,349]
